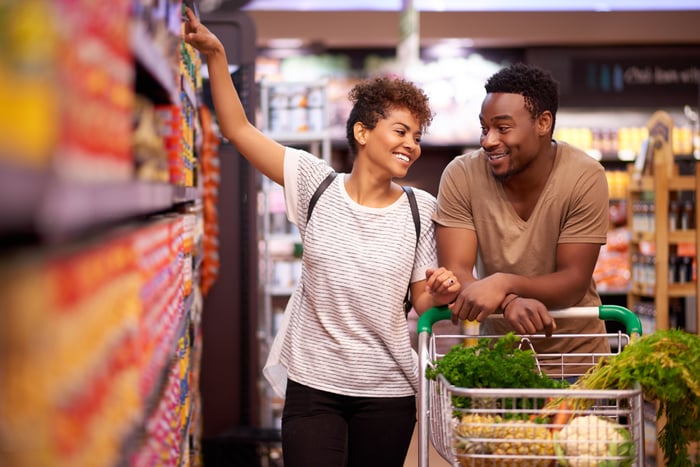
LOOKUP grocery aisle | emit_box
[0,2,212,466]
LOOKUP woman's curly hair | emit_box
[485,63,560,132]
[345,76,433,156]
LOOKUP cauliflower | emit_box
[554,415,635,467]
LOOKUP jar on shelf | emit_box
[679,256,693,284]
[681,200,695,230]
[668,254,678,284]
[669,200,680,231]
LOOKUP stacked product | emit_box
[1,231,141,466]
[0,215,203,466]
[198,105,222,297]
[54,0,134,182]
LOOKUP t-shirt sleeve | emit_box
[559,161,609,244]
[283,147,334,228]
[433,153,476,230]
[283,147,302,225]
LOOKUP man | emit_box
[434,62,610,368]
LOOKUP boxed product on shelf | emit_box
[0,2,209,466]
[0,0,134,180]
[0,214,201,467]
[55,0,135,182]
[0,0,60,168]
[0,233,142,466]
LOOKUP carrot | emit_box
[549,400,573,432]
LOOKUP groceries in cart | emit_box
[420,306,700,467]
[425,331,638,466]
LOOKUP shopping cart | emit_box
[417,305,645,467]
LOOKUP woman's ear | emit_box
[353,122,368,146]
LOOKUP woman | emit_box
[184,8,460,466]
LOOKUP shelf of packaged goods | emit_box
[0,165,201,243]
[173,186,202,204]
[265,131,330,144]
[0,162,49,235]
[131,20,179,105]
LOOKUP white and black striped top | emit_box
[268,148,438,398]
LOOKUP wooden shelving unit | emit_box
[626,110,700,465]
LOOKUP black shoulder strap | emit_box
[401,186,421,316]
[401,185,420,244]
[307,172,337,223]
[306,177,420,315]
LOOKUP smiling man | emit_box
[433,63,610,373]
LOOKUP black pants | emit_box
[282,379,416,467]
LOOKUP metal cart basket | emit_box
[417,305,645,467]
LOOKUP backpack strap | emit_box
[307,171,338,223]
[306,175,421,316]
[401,186,421,316]
[401,186,420,244]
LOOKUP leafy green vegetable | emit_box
[573,328,700,467]
[426,332,568,414]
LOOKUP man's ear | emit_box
[537,111,553,136]
[353,122,368,145]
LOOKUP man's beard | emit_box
[492,159,528,182]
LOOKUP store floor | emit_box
[403,429,451,467]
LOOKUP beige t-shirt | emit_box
[433,140,610,374]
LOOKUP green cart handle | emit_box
[417,304,642,338]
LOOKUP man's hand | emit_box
[449,274,507,324]
[503,296,556,336]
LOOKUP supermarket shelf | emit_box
[629,174,696,193]
[0,162,201,243]
[181,73,198,109]
[36,180,174,242]
[267,285,297,296]
[265,130,330,144]
[131,20,179,104]
[174,185,203,204]
[0,162,49,235]
[599,289,631,296]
